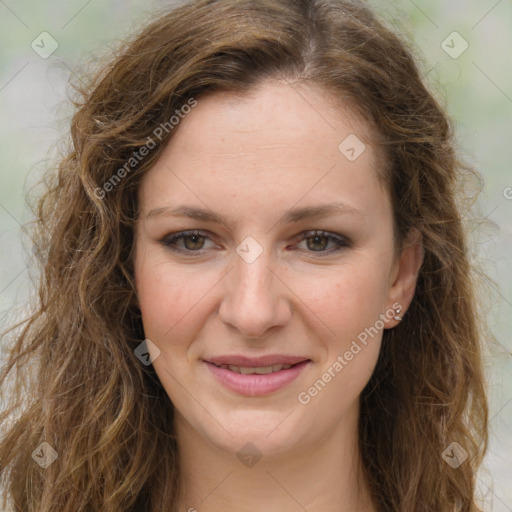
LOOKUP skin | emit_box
[134,80,423,512]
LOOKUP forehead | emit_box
[163,80,375,162]
[138,80,389,224]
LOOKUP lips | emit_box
[213,363,294,374]
[203,354,312,396]
[205,355,310,367]
[205,359,311,396]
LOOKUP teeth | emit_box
[218,363,293,374]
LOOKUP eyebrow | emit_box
[145,202,364,226]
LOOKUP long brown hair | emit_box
[0,1,489,510]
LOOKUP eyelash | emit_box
[160,229,350,257]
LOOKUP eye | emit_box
[161,230,215,253]
[160,229,350,256]
[294,230,350,255]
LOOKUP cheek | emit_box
[134,251,217,347]
[304,262,389,339]
[298,268,386,409]
[297,261,389,393]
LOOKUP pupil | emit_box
[186,235,204,250]
[308,235,327,251]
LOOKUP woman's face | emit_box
[134,80,420,457]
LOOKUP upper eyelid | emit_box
[163,230,216,245]
[161,229,349,251]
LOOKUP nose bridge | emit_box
[219,240,290,337]
[235,250,273,303]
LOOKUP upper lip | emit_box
[205,355,310,367]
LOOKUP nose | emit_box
[218,250,292,339]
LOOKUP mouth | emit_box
[203,357,312,396]
[209,361,304,374]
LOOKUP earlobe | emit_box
[386,229,424,327]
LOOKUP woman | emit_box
[0,0,489,510]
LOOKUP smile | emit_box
[204,360,311,396]
[211,363,294,374]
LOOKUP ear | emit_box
[384,229,424,328]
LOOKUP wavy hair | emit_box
[0,0,489,510]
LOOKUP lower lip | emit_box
[205,360,311,397]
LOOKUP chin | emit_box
[204,409,309,459]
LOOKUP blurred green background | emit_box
[0,0,511,509]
